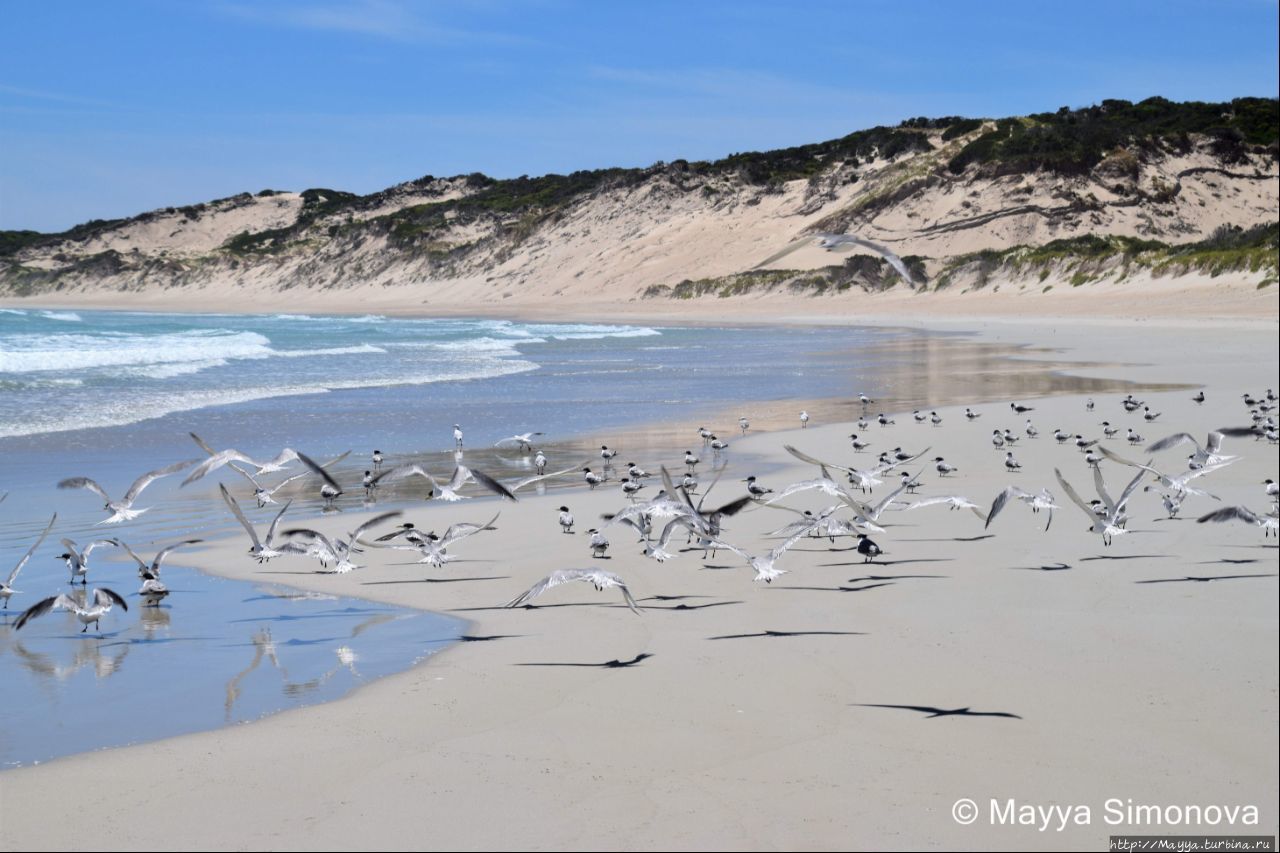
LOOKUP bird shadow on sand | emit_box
[845,573,945,583]
[1134,573,1278,584]
[640,594,712,602]
[1196,558,1258,565]
[1078,554,1172,562]
[768,582,896,594]
[423,634,523,643]
[898,535,996,543]
[362,576,508,585]
[708,630,865,640]
[1010,563,1073,572]
[517,653,652,668]
[852,703,1022,719]
[641,600,744,611]
[818,558,953,569]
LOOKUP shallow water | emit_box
[0,566,462,768]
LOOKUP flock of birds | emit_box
[3,385,1278,632]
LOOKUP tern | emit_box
[221,484,293,562]
[587,529,610,558]
[15,587,128,633]
[1145,427,1254,467]
[1,513,55,609]
[1197,506,1278,537]
[58,537,120,585]
[559,507,574,533]
[281,511,403,573]
[1055,465,1145,545]
[495,432,544,453]
[379,513,500,567]
[709,529,809,583]
[506,569,639,614]
[59,459,197,523]
[371,463,517,502]
[117,538,203,581]
[984,487,1057,531]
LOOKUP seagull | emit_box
[1086,398,1095,412]
[534,450,548,475]
[1265,479,1278,500]
[58,537,120,584]
[1145,427,1254,467]
[582,468,606,489]
[1196,506,1278,537]
[1075,435,1097,453]
[1096,445,1232,499]
[739,417,750,434]
[506,569,639,614]
[1126,428,1144,445]
[1025,420,1038,439]
[800,411,810,428]
[858,394,874,407]
[1192,391,1205,405]
[965,408,980,421]
[182,435,313,482]
[991,430,1005,450]
[849,434,871,452]
[1142,407,1162,422]
[1054,429,1071,444]
[684,451,700,472]
[600,446,618,468]
[504,462,585,496]
[1,513,55,610]
[372,449,384,471]
[934,457,957,477]
[1054,465,1145,545]
[899,469,924,494]
[1144,486,1182,518]
[59,459,197,523]
[221,484,293,562]
[710,436,729,453]
[984,486,1057,531]
[698,426,713,443]
[709,529,809,583]
[620,477,645,500]
[1101,422,1120,439]
[1010,403,1034,414]
[15,587,128,633]
[453,424,464,448]
[559,506,575,533]
[1002,429,1018,446]
[931,412,943,427]
[1004,452,1022,472]
[877,413,895,427]
[856,417,870,430]
[138,576,170,608]
[913,410,927,424]
[495,432,544,453]
[744,476,772,498]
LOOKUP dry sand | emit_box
[0,315,1276,851]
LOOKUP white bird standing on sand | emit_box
[992,430,1005,450]
[453,425,464,448]
[850,434,871,452]
[934,457,957,477]
[800,411,810,428]
[684,451,700,472]
[582,468,606,489]
[1025,420,1038,439]
[559,506,575,533]
[1,513,55,610]
[534,450,548,475]
[1143,407,1161,422]
[15,587,128,633]
[931,412,943,427]
[372,449,384,471]
[506,569,640,614]
[965,408,980,420]
[59,459,196,524]
[587,529,610,558]
[600,446,618,469]
[58,537,119,585]
[739,417,750,435]
[877,413,895,427]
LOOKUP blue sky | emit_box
[2,0,1276,231]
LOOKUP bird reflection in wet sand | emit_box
[10,636,130,682]
[225,627,287,719]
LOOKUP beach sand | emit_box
[1,315,1276,850]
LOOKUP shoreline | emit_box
[1,312,1275,850]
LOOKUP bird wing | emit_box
[984,486,1027,530]
[466,466,518,502]
[707,495,754,518]
[510,463,586,492]
[1145,433,1196,454]
[1197,506,1262,526]
[264,500,293,544]
[370,464,435,487]
[706,538,753,564]
[1096,445,1143,468]
[1092,465,1118,516]
[440,512,500,547]
[1055,468,1100,524]
[1115,464,1150,511]
[281,528,336,553]
[220,484,262,549]
[783,444,854,474]
[183,449,261,486]
[81,539,120,559]
[870,482,908,516]
[122,458,198,502]
[506,569,586,608]
[152,539,203,571]
[14,595,72,630]
[6,513,56,587]
[614,578,640,615]
[768,528,811,562]
[114,539,151,571]
[94,587,129,612]
[350,511,405,545]
[907,496,964,510]
[57,477,112,503]
[296,452,342,491]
